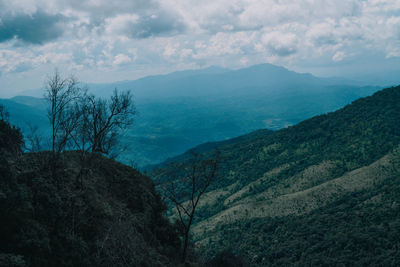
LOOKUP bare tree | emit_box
[44,70,85,153]
[157,151,219,263]
[78,89,135,155]
[25,123,42,152]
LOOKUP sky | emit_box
[0,0,400,97]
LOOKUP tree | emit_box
[44,70,85,153]
[157,151,219,262]
[77,89,135,156]
[0,104,9,122]
[25,123,42,152]
[0,106,23,156]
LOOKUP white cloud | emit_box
[332,51,347,62]
[163,42,179,58]
[113,53,132,65]
[261,31,298,56]
[1,0,400,95]
[105,14,140,36]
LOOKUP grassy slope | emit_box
[199,147,400,266]
[194,146,400,235]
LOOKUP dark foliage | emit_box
[0,119,23,156]
[0,118,181,266]
[207,251,249,267]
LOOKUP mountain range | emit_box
[1,64,382,166]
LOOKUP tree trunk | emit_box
[182,228,189,263]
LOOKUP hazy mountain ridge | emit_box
[152,85,400,265]
[89,64,369,100]
[148,129,275,170]
[0,98,48,132]
[2,64,382,166]
[9,96,47,110]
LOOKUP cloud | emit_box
[66,0,158,19]
[10,62,33,73]
[262,31,298,57]
[113,53,131,65]
[306,21,338,47]
[61,0,186,39]
[332,51,346,62]
[0,11,66,44]
[128,12,185,38]
[386,42,400,58]
[1,0,400,94]
[104,11,185,39]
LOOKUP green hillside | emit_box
[152,85,400,265]
[200,149,400,265]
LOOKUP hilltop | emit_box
[0,119,183,266]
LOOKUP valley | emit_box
[1,64,381,166]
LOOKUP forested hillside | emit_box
[0,119,182,266]
[152,85,400,266]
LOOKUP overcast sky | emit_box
[0,0,400,97]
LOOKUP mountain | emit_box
[94,63,380,166]
[0,98,48,133]
[88,65,231,98]
[7,64,381,166]
[151,85,400,265]
[89,63,368,99]
[147,129,274,171]
[10,96,47,111]
[0,119,183,266]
